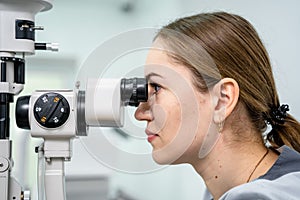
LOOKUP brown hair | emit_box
[155,12,300,152]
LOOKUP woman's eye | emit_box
[150,83,161,93]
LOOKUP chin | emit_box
[152,150,186,165]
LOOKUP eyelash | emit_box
[149,82,162,93]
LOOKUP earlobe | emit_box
[212,78,239,124]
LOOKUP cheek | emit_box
[184,99,215,158]
[152,95,202,164]
[149,104,167,133]
[149,99,181,135]
[197,100,213,132]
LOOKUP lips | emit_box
[145,129,159,143]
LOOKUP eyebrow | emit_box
[146,72,164,80]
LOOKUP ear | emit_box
[212,78,239,124]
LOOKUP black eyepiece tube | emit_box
[121,78,148,107]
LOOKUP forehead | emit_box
[145,44,192,80]
[145,41,170,66]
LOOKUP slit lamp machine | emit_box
[0,1,148,199]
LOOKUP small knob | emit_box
[46,43,59,52]
[35,43,59,51]
[0,157,9,172]
[32,26,44,30]
[22,190,30,200]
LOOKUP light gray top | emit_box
[204,146,300,200]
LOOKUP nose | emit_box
[134,101,152,121]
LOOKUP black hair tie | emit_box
[267,104,290,127]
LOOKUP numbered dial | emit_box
[33,93,70,128]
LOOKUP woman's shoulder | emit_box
[219,145,300,200]
[220,171,300,200]
[259,145,300,181]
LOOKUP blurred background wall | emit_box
[10,0,300,200]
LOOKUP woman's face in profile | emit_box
[135,40,215,165]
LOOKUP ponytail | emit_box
[266,105,300,152]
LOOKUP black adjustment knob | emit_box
[33,93,70,128]
[16,95,31,130]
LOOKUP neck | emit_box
[191,132,277,199]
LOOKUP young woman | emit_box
[135,12,300,199]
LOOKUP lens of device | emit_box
[121,78,148,107]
